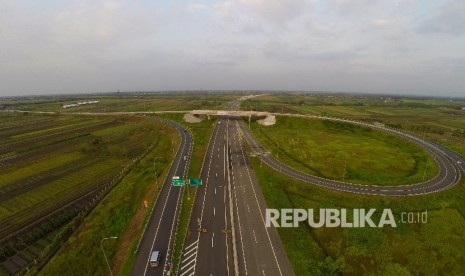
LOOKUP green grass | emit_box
[1,160,120,214]
[250,155,465,275]
[92,123,139,137]
[2,93,236,113]
[0,152,84,188]
[39,121,178,276]
[241,94,465,161]
[241,94,465,275]
[0,114,164,269]
[250,116,438,185]
[9,118,97,140]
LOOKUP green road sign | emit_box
[189,178,202,186]
[172,177,186,186]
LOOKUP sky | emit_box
[1,0,464,97]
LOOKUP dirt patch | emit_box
[112,170,168,275]
[183,113,203,123]
[257,115,276,126]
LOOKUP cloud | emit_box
[240,0,310,26]
[372,19,391,28]
[215,0,312,30]
[1,0,465,97]
[328,0,378,16]
[52,1,157,49]
[416,1,465,35]
[187,4,206,13]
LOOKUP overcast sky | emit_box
[1,0,464,97]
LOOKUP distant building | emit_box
[63,100,99,108]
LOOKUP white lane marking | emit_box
[179,241,199,276]
[252,229,258,244]
[215,187,217,195]
[183,243,198,258]
[247,204,250,213]
[180,257,197,272]
[183,248,197,261]
[180,265,196,276]
[163,178,185,276]
[143,126,187,276]
[212,232,215,247]
[236,121,283,276]
[214,206,216,216]
[224,143,226,178]
[184,239,198,251]
[233,189,248,275]
[226,118,238,276]
[187,124,221,276]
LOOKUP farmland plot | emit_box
[0,113,159,275]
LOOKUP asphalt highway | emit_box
[132,119,193,276]
[178,102,294,276]
[178,118,233,276]
[238,114,462,196]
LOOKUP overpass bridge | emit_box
[189,110,276,126]
[190,110,270,117]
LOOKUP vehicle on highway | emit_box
[149,251,162,267]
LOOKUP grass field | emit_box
[249,116,438,185]
[242,94,465,157]
[38,117,179,276]
[241,93,465,275]
[0,112,161,274]
[250,155,465,275]
[53,113,218,276]
[1,93,236,113]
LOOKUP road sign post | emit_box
[189,178,202,186]
[172,177,186,186]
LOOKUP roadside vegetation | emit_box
[249,116,438,185]
[0,112,165,275]
[250,156,465,275]
[242,94,465,157]
[38,117,179,276]
[241,93,465,275]
[1,92,235,113]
